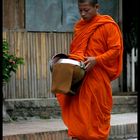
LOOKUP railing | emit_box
[127,48,138,92]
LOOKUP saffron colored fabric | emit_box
[56,15,123,140]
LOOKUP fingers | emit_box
[84,57,96,71]
[84,57,90,64]
[85,63,89,70]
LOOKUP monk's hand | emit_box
[84,57,96,71]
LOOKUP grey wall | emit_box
[26,0,119,32]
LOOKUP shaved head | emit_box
[78,0,98,6]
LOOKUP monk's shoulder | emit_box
[104,22,119,32]
[98,22,120,38]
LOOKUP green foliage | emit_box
[2,39,24,84]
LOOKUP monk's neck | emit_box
[83,13,101,23]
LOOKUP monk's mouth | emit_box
[82,17,88,20]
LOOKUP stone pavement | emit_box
[3,113,137,140]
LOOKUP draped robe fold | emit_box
[56,15,123,140]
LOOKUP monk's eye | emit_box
[79,9,90,13]
[84,9,90,12]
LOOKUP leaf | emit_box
[2,39,24,84]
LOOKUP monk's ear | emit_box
[95,4,99,9]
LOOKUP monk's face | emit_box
[78,2,99,21]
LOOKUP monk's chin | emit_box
[82,17,92,22]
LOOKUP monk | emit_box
[56,0,123,139]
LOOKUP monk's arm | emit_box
[95,23,122,65]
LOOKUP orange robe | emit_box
[56,15,123,140]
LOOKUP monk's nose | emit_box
[81,11,86,16]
